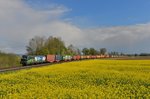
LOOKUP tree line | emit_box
[26,36,150,56]
[82,48,107,55]
[26,36,80,55]
[26,36,108,56]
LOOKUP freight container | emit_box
[76,55,81,60]
[35,56,46,63]
[101,55,105,58]
[55,55,63,62]
[80,55,84,59]
[46,55,55,63]
[86,55,90,59]
[96,55,101,58]
[83,55,86,59]
[68,55,72,60]
[73,56,77,60]
[81,55,86,59]
[109,55,112,58]
[105,55,110,58]
[63,55,68,61]
[91,55,96,59]
[63,55,72,61]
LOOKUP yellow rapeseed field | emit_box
[0,60,150,98]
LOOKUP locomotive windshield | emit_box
[22,55,27,59]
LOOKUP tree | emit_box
[77,48,81,55]
[89,48,97,55]
[109,51,119,56]
[26,36,67,55]
[67,44,80,55]
[82,48,90,55]
[44,36,66,55]
[26,36,45,55]
[100,48,107,55]
[140,53,150,56]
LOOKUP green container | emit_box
[63,55,72,61]
[55,55,63,62]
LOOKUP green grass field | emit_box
[0,52,21,68]
[0,60,150,98]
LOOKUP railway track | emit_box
[1,57,146,73]
[0,58,119,73]
[0,60,81,73]
[0,63,51,73]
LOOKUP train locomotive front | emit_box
[20,55,46,66]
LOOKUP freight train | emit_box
[20,54,111,66]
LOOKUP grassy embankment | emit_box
[0,60,150,98]
[0,52,21,68]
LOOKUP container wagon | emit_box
[55,55,63,62]
[46,55,55,63]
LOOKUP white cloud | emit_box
[0,0,73,53]
[0,0,150,54]
[82,24,150,53]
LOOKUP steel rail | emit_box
[0,60,81,73]
[0,63,51,73]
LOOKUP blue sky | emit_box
[25,0,150,27]
[0,0,150,54]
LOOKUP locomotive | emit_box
[20,54,111,66]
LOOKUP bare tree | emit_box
[67,44,79,55]
[100,48,107,55]
[26,36,45,55]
